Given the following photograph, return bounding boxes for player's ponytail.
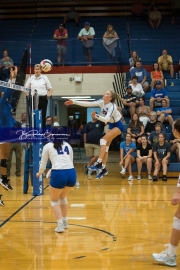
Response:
[52,127,65,150]
[109,89,122,103]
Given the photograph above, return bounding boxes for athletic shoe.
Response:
[148,174,152,180]
[137,175,141,180]
[153,175,158,182]
[120,168,126,175]
[152,250,177,266]
[84,164,88,174]
[16,172,21,177]
[128,175,133,181]
[96,168,108,179]
[55,222,64,233]
[88,162,102,170]
[0,178,13,190]
[0,195,4,207]
[62,219,68,229]
[7,180,13,190]
[162,175,167,181]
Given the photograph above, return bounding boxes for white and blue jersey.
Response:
[39,141,76,189]
[72,99,124,131]
[39,141,74,171]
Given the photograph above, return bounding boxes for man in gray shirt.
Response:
[64,7,79,27]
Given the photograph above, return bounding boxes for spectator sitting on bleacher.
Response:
[149,80,169,111]
[130,61,149,92]
[63,7,79,27]
[53,23,68,66]
[129,75,145,97]
[78,22,95,66]
[119,85,139,118]
[155,98,174,127]
[131,0,146,21]
[103,24,118,59]
[145,111,159,136]
[158,49,174,79]
[127,113,144,144]
[151,62,164,90]
[136,135,153,180]
[149,122,168,145]
[136,97,151,128]
[170,131,180,162]
[119,133,136,181]
[171,0,180,25]
[0,49,14,81]
[152,132,171,182]
[129,51,140,70]
[149,6,162,29]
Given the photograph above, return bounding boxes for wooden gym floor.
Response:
[0,163,179,270]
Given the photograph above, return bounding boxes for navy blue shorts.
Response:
[50,168,76,189]
[108,120,124,132]
[83,46,93,56]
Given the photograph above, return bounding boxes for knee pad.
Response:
[50,200,60,207]
[100,139,107,146]
[173,217,180,230]
[60,197,68,205]
[1,159,7,168]
[105,146,109,152]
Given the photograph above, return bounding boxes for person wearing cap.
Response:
[63,7,79,27]
[150,80,169,111]
[158,49,174,79]
[148,122,168,145]
[77,22,95,65]
[155,98,174,127]
[130,60,149,92]
[119,85,139,118]
[53,23,68,66]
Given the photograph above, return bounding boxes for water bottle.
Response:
[176,73,178,79]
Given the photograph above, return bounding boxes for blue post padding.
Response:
[23,148,30,194]
[32,110,44,196]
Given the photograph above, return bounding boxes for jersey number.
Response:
[57,146,69,155]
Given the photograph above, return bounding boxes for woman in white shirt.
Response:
[25,64,53,127]
[65,89,124,179]
[36,127,76,233]
[129,75,144,97]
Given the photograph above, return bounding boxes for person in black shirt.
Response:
[145,111,159,136]
[118,85,139,117]
[136,135,152,180]
[84,114,105,175]
[153,132,171,181]
[170,132,180,162]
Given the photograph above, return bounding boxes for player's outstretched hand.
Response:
[10,66,18,79]
[64,100,73,106]
[172,190,180,205]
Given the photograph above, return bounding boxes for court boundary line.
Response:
[0,184,49,228]
[0,219,116,241]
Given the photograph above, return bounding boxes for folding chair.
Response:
[69,139,81,160]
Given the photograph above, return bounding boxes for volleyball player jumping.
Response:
[65,89,124,179]
[0,67,17,206]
